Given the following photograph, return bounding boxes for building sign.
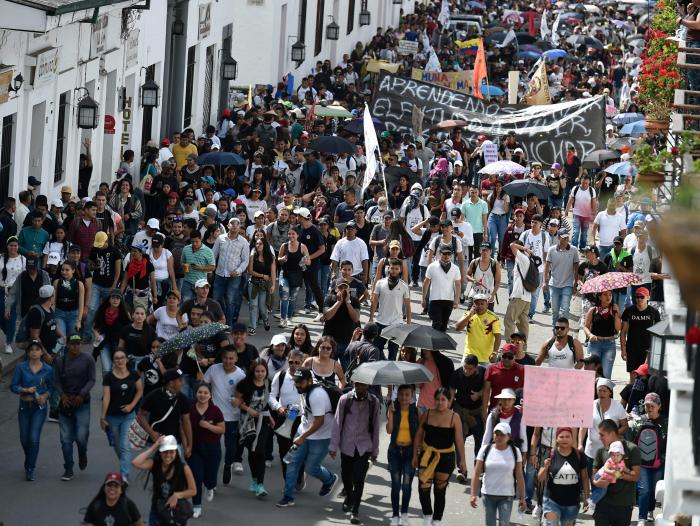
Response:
[0,70,12,104]
[104,115,116,135]
[121,97,132,147]
[199,3,211,39]
[398,40,419,55]
[92,14,109,56]
[34,48,59,87]
[125,29,140,69]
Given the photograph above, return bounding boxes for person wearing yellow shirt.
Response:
[172,133,199,169]
[455,293,501,367]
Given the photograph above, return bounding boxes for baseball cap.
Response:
[294,207,311,219]
[254,210,265,219]
[450,208,461,218]
[61,185,73,194]
[271,334,287,346]
[195,278,210,289]
[388,240,401,250]
[163,368,183,383]
[93,231,109,248]
[549,219,560,226]
[46,252,61,266]
[159,435,179,452]
[596,377,615,393]
[104,472,125,485]
[345,220,357,229]
[51,198,64,209]
[501,343,518,356]
[583,245,599,255]
[336,278,350,288]
[228,216,241,226]
[551,162,562,170]
[26,257,38,269]
[68,334,82,344]
[644,392,662,406]
[440,219,453,227]
[613,235,624,244]
[161,138,171,147]
[495,388,517,399]
[293,368,313,382]
[558,229,570,238]
[353,204,365,212]
[510,331,527,341]
[39,285,54,299]
[146,218,160,230]
[634,363,650,377]
[634,220,644,228]
[109,288,122,298]
[493,422,512,435]
[635,287,650,298]
[231,322,247,333]
[479,241,491,250]
[472,292,489,301]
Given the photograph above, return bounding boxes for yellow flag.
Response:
[523,58,551,105]
[247,85,253,109]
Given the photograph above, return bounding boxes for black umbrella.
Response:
[485,31,506,44]
[309,135,355,154]
[503,179,552,200]
[381,323,457,351]
[566,35,586,47]
[581,149,620,168]
[515,32,537,44]
[585,36,604,49]
[343,117,384,135]
[197,152,246,166]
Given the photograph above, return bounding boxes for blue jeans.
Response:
[469,411,485,460]
[525,461,537,502]
[571,215,590,250]
[336,341,351,371]
[319,264,331,296]
[0,287,18,343]
[542,496,580,523]
[85,283,112,339]
[528,273,544,318]
[214,274,242,326]
[279,273,300,321]
[247,282,269,329]
[224,420,242,464]
[549,285,573,327]
[505,259,515,296]
[181,280,196,303]
[374,322,400,361]
[548,196,564,210]
[283,437,334,500]
[188,441,222,506]
[58,402,91,470]
[100,341,115,373]
[106,411,136,479]
[687,40,700,99]
[55,308,80,341]
[18,400,47,471]
[488,213,508,253]
[588,339,616,379]
[637,466,664,519]
[388,445,414,516]
[482,495,514,526]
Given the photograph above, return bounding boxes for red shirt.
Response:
[189,403,224,445]
[485,361,525,409]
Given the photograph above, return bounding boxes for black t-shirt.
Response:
[180,298,225,323]
[621,305,661,353]
[118,323,156,357]
[90,246,122,288]
[123,260,154,290]
[235,379,269,410]
[299,225,324,268]
[137,355,170,397]
[19,271,44,317]
[27,305,58,353]
[83,496,141,526]
[564,156,581,184]
[545,449,584,506]
[322,294,361,344]
[103,371,140,416]
[346,277,366,299]
[141,388,191,441]
[450,366,485,409]
[516,354,536,367]
[235,343,259,372]
[597,172,619,203]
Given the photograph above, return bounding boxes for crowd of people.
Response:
[2,1,678,526]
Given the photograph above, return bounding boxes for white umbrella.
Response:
[479,160,529,175]
[351,361,434,386]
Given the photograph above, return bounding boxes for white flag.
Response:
[496,29,517,49]
[362,104,380,196]
[540,11,550,40]
[438,0,450,26]
[425,49,442,72]
[551,13,561,46]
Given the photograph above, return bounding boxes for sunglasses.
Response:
[635,295,646,299]
[288,360,302,365]
[502,353,515,360]
[554,326,568,331]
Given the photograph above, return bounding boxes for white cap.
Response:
[159,435,179,452]
[254,210,265,219]
[47,252,61,266]
[146,218,160,230]
[454,159,463,167]
[621,153,630,161]
[271,334,287,346]
[494,388,517,399]
[195,278,210,288]
[39,284,54,298]
[514,147,524,154]
[206,203,218,212]
[294,207,311,219]
[606,124,614,131]
[608,441,625,455]
[494,422,512,435]
[51,198,64,209]
[411,182,423,192]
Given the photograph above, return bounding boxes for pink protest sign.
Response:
[522,366,595,428]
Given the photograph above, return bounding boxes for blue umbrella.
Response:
[197,151,246,166]
[605,161,638,177]
[543,49,568,59]
[467,0,487,8]
[612,113,645,126]
[481,85,505,96]
[517,51,542,60]
[619,120,647,137]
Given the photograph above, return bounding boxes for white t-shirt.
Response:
[0,255,25,288]
[269,369,301,412]
[594,212,626,246]
[419,232,440,267]
[374,279,410,326]
[623,232,637,253]
[203,364,247,422]
[239,196,268,221]
[571,186,596,219]
[425,260,461,301]
[584,399,628,458]
[476,443,523,496]
[511,251,533,302]
[453,221,474,251]
[519,229,549,273]
[149,248,172,281]
[330,237,369,276]
[632,245,653,283]
[299,385,333,440]
[152,306,180,340]
[491,195,510,215]
[401,204,430,241]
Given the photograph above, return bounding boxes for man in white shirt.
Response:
[519,214,550,319]
[623,220,644,252]
[212,217,250,325]
[204,347,247,480]
[330,221,369,283]
[423,245,462,331]
[504,241,533,342]
[370,258,411,360]
[565,174,598,250]
[592,198,627,263]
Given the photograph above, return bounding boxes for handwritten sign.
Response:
[482,140,498,165]
[411,68,471,91]
[398,39,419,55]
[522,366,595,428]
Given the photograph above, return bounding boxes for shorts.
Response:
[542,497,580,523]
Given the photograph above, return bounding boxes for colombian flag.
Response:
[455,38,480,55]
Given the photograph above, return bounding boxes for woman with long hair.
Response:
[413,388,467,526]
[42,225,70,269]
[391,174,411,209]
[10,340,54,481]
[203,224,220,249]
[52,259,85,339]
[234,358,274,497]
[121,243,157,312]
[277,228,309,328]
[93,290,132,372]
[261,334,288,379]
[248,235,275,335]
[147,290,185,342]
[148,234,177,304]
[302,336,346,388]
[187,382,225,519]
[117,306,156,369]
[100,349,143,482]
[288,324,314,357]
[132,435,196,526]
[0,236,25,353]
[486,177,510,252]
[83,472,144,526]
[583,290,621,379]
[109,179,143,236]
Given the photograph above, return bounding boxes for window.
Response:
[299,0,307,43]
[314,0,325,56]
[141,64,155,150]
[184,45,196,128]
[0,114,14,202]
[54,92,68,183]
[347,0,355,34]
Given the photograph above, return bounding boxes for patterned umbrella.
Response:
[159,322,230,354]
[479,160,529,176]
[351,361,434,386]
[579,272,642,294]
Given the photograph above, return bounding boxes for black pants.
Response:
[302,266,324,311]
[593,501,633,526]
[429,300,454,332]
[411,242,421,284]
[469,233,484,262]
[340,451,371,514]
[244,419,271,484]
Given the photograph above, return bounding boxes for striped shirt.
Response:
[181,244,215,285]
[212,233,250,278]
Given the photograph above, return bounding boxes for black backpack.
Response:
[545,335,576,358]
[483,441,520,492]
[341,393,379,435]
[306,382,342,414]
[516,253,542,292]
[570,185,595,208]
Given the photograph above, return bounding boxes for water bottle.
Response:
[283,444,298,464]
[287,406,299,421]
[105,425,115,447]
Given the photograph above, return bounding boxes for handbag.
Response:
[155,498,194,526]
[127,400,177,449]
[401,234,415,257]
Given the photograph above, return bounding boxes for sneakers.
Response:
[401,514,409,526]
[248,480,259,493]
[78,453,88,471]
[60,468,73,481]
[637,521,648,526]
[543,306,551,314]
[222,464,232,485]
[265,460,272,468]
[455,472,467,484]
[532,504,541,518]
[280,319,288,328]
[312,314,324,322]
[350,514,361,525]
[391,517,400,526]
[586,498,596,513]
[205,488,215,502]
[25,469,35,482]
[276,496,295,507]
[264,322,270,331]
[304,305,316,314]
[256,484,268,497]
[248,328,256,335]
[421,516,432,526]
[338,488,347,499]
[319,473,338,497]
[192,506,202,519]
[48,412,59,423]
[233,462,244,475]
[342,502,351,513]
[273,313,281,320]
[5,343,13,354]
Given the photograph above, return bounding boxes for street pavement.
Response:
[0,278,633,526]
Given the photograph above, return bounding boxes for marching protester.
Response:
[83,473,144,526]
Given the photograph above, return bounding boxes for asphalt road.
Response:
[0,280,632,526]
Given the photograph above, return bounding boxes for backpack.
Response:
[516,252,542,292]
[341,393,379,436]
[306,382,342,414]
[570,185,595,209]
[522,230,546,252]
[468,257,497,280]
[430,235,458,259]
[483,441,520,491]
[16,304,45,347]
[544,335,576,359]
[636,420,662,468]
[490,408,524,448]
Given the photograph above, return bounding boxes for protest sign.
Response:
[482,140,498,165]
[522,366,595,428]
[411,68,471,91]
[398,40,419,55]
[371,73,605,166]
